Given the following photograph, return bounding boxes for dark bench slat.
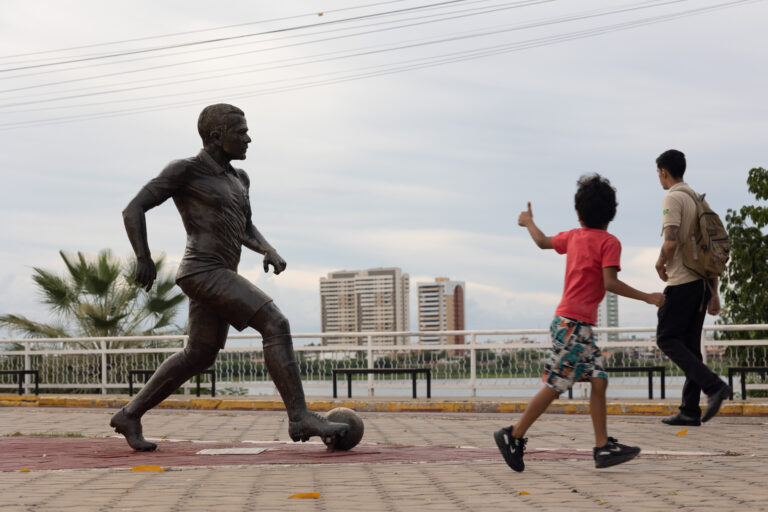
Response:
[332,368,431,399]
[727,366,768,400]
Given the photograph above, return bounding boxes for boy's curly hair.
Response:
[574,174,617,229]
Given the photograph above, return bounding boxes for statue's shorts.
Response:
[542,316,607,394]
[178,269,273,349]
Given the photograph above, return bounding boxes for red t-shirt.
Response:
[552,227,621,325]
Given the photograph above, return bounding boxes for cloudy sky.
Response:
[0,0,766,339]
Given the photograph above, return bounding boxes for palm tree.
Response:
[0,250,186,345]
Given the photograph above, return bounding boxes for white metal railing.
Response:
[0,325,766,398]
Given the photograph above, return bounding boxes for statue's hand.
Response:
[263,249,286,275]
[135,256,157,291]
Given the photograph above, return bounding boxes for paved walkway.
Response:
[0,406,766,511]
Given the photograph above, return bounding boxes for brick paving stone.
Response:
[0,407,766,511]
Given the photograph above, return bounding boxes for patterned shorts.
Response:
[542,316,607,393]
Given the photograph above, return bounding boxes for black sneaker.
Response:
[593,437,641,468]
[493,427,526,472]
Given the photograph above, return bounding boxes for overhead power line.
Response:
[0,0,412,63]
[0,0,549,84]
[0,0,757,130]
[0,0,688,109]
[8,0,697,98]
[0,0,476,72]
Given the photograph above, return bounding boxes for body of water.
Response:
[239,376,692,399]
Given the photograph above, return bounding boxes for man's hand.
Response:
[135,256,157,291]
[707,293,721,316]
[518,202,534,227]
[655,254,668,282]
[263,249,286,275]
[646,292,665,308]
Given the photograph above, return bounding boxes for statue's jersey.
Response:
[143,150,252,281]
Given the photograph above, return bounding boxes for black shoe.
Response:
[493,427,526,472]
[661,412,701,426]
[702,385,731,423]
[593,437,641,468]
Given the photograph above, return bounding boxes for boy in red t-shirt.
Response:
[494,174,665,472]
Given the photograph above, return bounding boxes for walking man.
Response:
[654,149,731,426]
[111,104,348,451]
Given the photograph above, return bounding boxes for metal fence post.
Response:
[182,336,191,395]
[100,340,108,395]
[24,340,31,395]
[470,333,477,397]
[367,334,374,397]
[701,330,708,366]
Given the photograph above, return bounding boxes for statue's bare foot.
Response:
[110,409,157,452]
[288,410,349,444]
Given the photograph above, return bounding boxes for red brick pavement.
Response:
[0,436,718,472]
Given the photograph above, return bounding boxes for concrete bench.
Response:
[332,368,431,398]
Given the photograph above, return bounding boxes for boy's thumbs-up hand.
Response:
[518,202,533,227]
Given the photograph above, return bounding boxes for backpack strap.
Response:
[674,187,702,203]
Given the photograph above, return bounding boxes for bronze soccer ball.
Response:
[324,407,364,451]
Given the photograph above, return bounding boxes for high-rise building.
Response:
[417,278,465,346]
[320,268,410,346]
[597,291,619,342]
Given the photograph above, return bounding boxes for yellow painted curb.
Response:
[368,401,479,413]
[1,394,766,416]
[497,402,525,413]
[743,403,768,416]
[188,398,222,410]
[0,396,38,407]
[216,399,285,411]
[156,399,192,410]
[63,397,110,408]
[619,403,677,415]
[718,403,743,416]
[37,396,66,407]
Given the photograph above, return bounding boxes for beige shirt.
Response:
[662,182,700,286]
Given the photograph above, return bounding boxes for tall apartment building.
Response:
[417,277,466,346]
[597,291,619,342]
[320,268,410,346]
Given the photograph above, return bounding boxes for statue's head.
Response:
[198,104,250,160]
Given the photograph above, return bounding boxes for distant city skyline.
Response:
[319,267,409,345]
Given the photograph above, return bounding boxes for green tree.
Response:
[0,250,186,344]
[718,167,768,394]
[719,167,768,337]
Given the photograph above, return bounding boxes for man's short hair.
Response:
[197,104,245,145]
[574,174,617,229]
[656,149,686,178]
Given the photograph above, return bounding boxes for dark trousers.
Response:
[656,279,724,418]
